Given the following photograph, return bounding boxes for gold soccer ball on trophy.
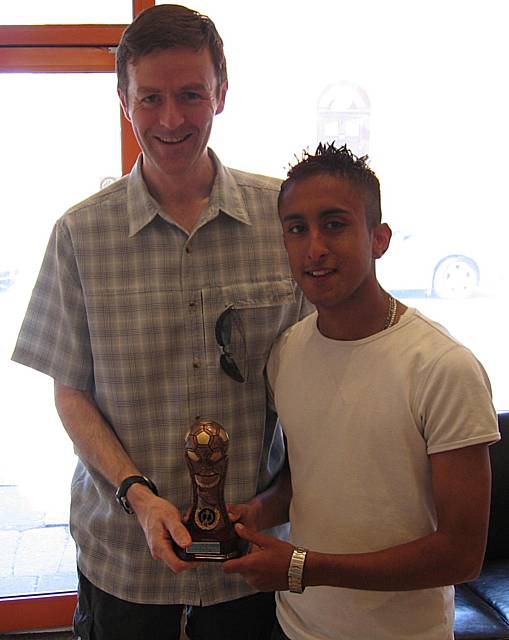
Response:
[184,419,229,488]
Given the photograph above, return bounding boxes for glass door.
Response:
[0,12,138,630]
[0,72,121,602]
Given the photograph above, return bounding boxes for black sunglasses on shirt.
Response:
[214,306,246,383]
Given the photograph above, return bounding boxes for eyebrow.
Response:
[136,82,211,94]
[135,85,161,94]
[281,208,351,222]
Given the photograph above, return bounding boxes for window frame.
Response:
[0,0,152,631]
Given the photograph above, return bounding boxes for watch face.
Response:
[119,496,133,514]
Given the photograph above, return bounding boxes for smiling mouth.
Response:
[195,474,220,489]
[306,269,337,278]
[156,133,192,145]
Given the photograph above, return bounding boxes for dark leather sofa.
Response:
[454,412,509,639]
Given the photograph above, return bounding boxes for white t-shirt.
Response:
[267,308,499,640]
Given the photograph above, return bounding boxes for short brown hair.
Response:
[116,4,228,97]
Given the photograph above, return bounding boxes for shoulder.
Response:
[397,308,470,361]
[267,313,317,380]
[217,161,283,227]
[211,148,282,193]
[59,176,128,227]
[401,312,497,444]
[227,167,282,194]
[211,151,283,226]
[396,308,487,379]
[381,309,493,420]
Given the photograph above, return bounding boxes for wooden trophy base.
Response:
[175,534,246,562]
[174,519,249,562]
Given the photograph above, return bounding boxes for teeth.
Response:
[309,270,333,276]
[157,134,188,144]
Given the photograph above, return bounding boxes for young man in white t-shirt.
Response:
[224,143,499,640]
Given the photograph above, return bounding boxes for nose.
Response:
[307,228,329,262]
[159,96,185,130]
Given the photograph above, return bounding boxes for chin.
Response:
[301,286,338,306]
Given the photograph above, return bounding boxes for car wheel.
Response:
[432,256,479,299]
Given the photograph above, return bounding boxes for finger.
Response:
[227,504,243,523]
[234,523,269,547]
[223,555,248,574]
[161,544,199,574]
[167,518,193,549]
[149,499,193,549]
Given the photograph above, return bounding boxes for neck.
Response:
[316,289,405,341]
[141,153,216,231]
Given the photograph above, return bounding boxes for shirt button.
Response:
[185,246,192,254]
[192,358,200,369]
[189,301,196,308]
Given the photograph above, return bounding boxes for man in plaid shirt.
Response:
[12,5,309,639]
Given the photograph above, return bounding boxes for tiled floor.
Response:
[0,487,188,638]
[0,485,77,598]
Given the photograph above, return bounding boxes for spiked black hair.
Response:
[279,142,382,228]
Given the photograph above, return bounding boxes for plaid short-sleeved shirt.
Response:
[12,150,310,605]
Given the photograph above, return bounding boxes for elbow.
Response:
[461,557,485,584]
[54,380,74,410]
[456,566,481,585]
[452,547,486,585]
[54,380,90,410]
[438,524,489,585]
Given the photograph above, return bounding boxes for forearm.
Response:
[305,444,491,592]
[54,381,195,572]
[305,529,484,591]
[54,381,140,488]
[227,446,491,593]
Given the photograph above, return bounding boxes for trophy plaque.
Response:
[175,418,246,561]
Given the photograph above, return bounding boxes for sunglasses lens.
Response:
[220,353,245,383]
[215,308,233,347]
[216,307,246,383]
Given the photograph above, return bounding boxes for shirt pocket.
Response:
[203,279,299,381]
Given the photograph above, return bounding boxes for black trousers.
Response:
[74,570,276,640]
[270,619,291,640]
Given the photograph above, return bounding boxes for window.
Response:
[0,1,132,25]
[1,72,121,601]
[0,8,139,632]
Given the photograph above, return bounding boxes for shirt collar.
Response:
[208,149,252,226]
[126,149,252,238]
[126,157,160,237]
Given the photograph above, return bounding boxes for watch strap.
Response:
[116,475,158,514]
[288,546,308,593]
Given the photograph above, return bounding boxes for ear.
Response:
[372,223,392,259]
[215,81,228,116]
[118,88,131,122]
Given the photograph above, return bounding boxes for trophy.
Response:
[175,418,246,561]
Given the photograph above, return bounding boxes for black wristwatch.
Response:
[116,475,159,514]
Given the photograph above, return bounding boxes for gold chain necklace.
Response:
[383,295,398,330]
